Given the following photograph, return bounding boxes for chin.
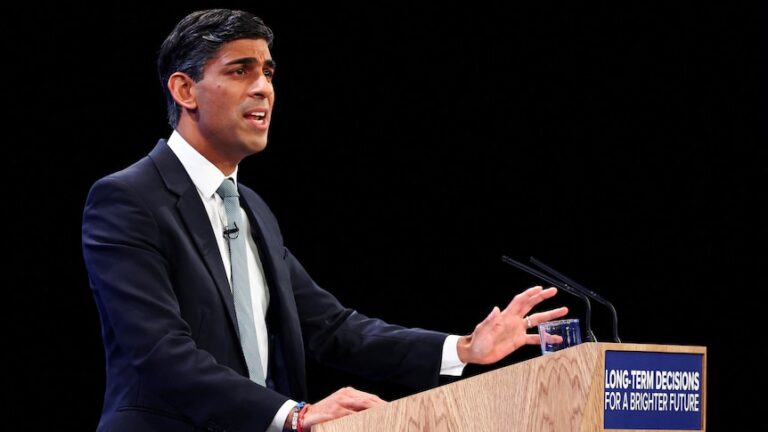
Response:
[249,141,268,155]
[240,135,268,155]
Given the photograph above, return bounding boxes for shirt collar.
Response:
[166,130,238,198]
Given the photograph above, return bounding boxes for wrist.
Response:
[285,401,307,432]
[456,335,473,364]
[298,402,311,432]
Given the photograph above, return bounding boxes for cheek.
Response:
[204,96,233,120]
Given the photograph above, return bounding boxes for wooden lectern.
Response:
[315,343,706,432]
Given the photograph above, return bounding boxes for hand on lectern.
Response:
[299,386,386,432]
[456,286,568,364]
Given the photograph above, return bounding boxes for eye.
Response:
[263,68,275,81]
[233,67,247,76]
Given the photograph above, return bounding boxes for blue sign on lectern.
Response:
[604,350,703,430]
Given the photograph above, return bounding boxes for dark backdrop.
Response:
[9,3,762,430]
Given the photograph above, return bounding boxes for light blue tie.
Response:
[217,179,266,385]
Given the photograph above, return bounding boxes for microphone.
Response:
[223,222,240,240]
[501,255,597,342]
[529,256,621,343]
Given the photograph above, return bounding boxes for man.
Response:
[82,9,568,432]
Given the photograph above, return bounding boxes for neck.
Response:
[175,122,240,176]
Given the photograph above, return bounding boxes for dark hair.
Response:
[157,9,274,128]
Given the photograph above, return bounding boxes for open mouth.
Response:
[246,110,268,126]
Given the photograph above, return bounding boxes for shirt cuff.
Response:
[268,399,297,432]
[440,334,467,376]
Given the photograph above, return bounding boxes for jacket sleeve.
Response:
[285,249,449,392]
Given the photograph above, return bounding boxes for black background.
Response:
[9,3,763,430]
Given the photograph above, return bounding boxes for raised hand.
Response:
[457,286,568,364]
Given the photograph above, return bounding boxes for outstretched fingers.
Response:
[503,286,558,317]
[525,333,541,345]
[530,306,569,326]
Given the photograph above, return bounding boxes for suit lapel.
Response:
[177,190,240,338]
[149,140,240,339]
[240,192,307,398]
[240,198,281,293]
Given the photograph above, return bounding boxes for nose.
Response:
[248,73,273,99]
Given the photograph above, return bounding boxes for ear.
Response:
[167,72,198,110]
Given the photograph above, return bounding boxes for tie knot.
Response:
[217,178,239,198]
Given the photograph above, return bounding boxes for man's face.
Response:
[192,38,275,160]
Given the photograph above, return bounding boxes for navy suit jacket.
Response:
[82,140,448,431]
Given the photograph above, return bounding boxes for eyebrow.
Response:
[224,57,276,70]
